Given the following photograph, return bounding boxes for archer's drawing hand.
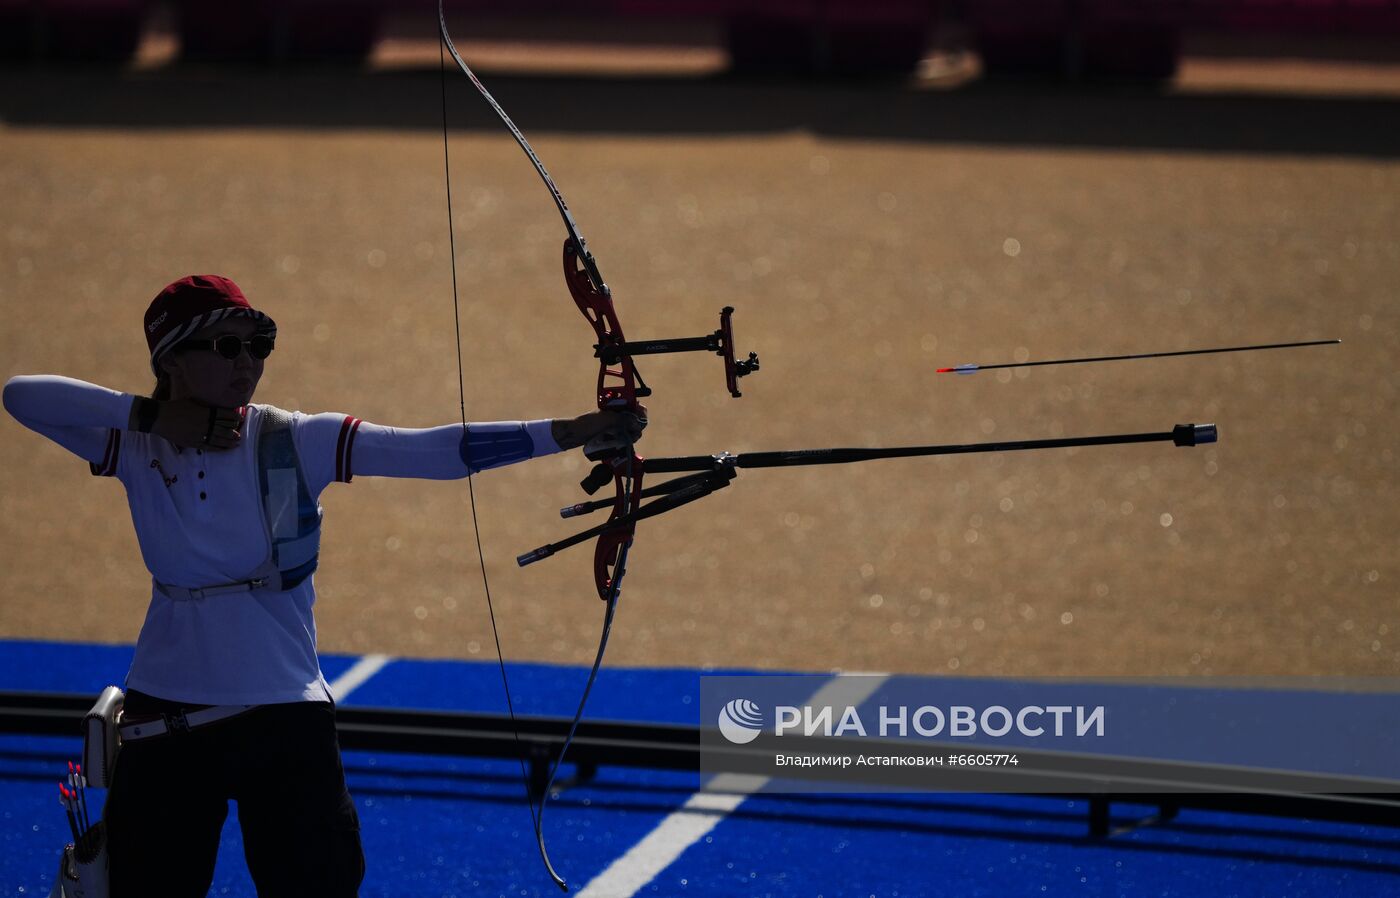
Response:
[132,397,243,451]
[552,410,646,455]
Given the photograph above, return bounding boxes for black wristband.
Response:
[132,397,160,433]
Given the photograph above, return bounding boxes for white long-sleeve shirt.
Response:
[3,374,559,705]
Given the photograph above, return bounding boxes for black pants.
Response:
[104,690,365,898]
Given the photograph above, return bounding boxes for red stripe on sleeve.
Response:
[335,416,362,483]
[334,417,352,483]
[90,429,121,477]
[343,417,362,483]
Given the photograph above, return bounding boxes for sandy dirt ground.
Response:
[1,40,1397,678]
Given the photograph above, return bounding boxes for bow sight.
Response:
[592,305,760,399]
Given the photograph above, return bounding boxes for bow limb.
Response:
[593,461,643,599]
[437,1,605,295]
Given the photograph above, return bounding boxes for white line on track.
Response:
[327,653,392,703]
[575,673,889,898]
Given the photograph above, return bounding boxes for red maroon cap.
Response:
[145,275,276,375]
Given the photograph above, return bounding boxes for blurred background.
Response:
[1,0,1397,678]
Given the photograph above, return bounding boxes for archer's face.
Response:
[164,317,267,408]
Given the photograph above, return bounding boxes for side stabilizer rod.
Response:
[518,468,737,567]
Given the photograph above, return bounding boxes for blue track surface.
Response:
[3,639,1398,897]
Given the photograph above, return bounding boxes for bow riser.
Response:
[563,245,648,413]
[562,240,647,600]
[592,465,642,599]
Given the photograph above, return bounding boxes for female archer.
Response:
[3,274,642,897]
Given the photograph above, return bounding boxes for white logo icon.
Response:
[718,698,764,744]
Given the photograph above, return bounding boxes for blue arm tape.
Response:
[459,424,536,475]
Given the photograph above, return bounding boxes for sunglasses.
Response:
[183,333,275,361]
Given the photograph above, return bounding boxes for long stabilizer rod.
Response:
[937,339,1339,375]
[645,423,1217,475]
[539,424,1218,537]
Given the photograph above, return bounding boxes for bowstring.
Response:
[438,29,545,849]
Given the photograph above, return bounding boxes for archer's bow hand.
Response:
[551,410,646,456]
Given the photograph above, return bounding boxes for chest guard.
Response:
[250,405,321,591]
